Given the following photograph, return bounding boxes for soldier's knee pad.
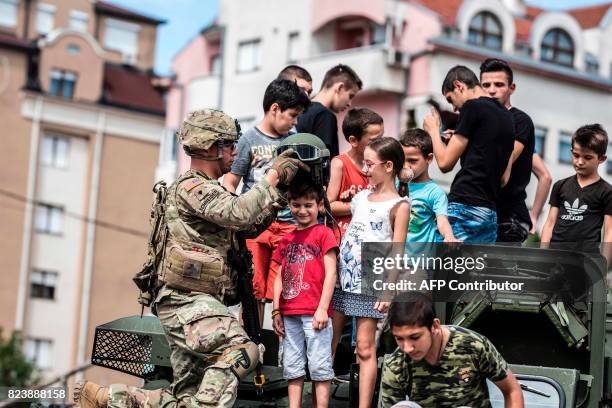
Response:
[219,341,259,380]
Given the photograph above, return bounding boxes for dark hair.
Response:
[366,137,408,197]
[277,65,312,83]
[388,292,435,329]
[263,79,311,113]
[572,124,608,157]
[342,108,384,142]
[399,128,432,157]
[321,64,363,91]
[287,182,325,203]
[479,58,514,85]
[441,65,480,94]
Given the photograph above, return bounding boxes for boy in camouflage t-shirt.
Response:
[380,293,523,408]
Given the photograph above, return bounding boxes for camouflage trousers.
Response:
[107,289,256,408]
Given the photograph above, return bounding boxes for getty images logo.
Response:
[561,198,588,221]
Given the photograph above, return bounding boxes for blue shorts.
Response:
[281,315,334,381]
[447,202,497,243]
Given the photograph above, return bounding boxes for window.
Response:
[534,127,547,157]
[36,3,55,35]
[35,204,64,235]
[42,134,69,168]
[30,270,58,300]
[49,69,76,99]
[69,10,88,32]
[25,338,53,369]
[0,0,18,27]
[467,12,503,50]
[287,32,299,63]
[585,53,599,75]
[210,54,221,76]
[237,39,261,73]
[541,28,574,67]
[104,18,139,64]
[371,23,386,45]
[558,131,572,164]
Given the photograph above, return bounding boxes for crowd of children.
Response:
[227,60,610,408]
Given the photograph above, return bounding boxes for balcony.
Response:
[299,45,408,94]
[186,75,221,111]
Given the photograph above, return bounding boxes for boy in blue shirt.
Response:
[400,129,457,243]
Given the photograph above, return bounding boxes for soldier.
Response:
[379,292,524,407]
[74,109,308,408]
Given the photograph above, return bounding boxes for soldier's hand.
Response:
[271,148,310,185]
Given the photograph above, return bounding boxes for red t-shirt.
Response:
[272,224,338,317]
[334,154,369,243]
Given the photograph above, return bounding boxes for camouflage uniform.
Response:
[379,325,509,408]
[106,111,285,408]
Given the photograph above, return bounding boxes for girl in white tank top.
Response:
[332,137,411,408]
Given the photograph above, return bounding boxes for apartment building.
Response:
[167,0,612,231]
[0,0,167,386]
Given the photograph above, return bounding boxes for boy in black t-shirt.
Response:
[297,64,362,158]
[541,124,612,249]
[423,65,514,243]
[479,58,553,243]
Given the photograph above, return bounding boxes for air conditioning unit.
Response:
[386,48,409,69]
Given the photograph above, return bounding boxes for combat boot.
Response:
[74,380,109,408]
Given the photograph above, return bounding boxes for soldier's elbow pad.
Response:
[222,341,259,380]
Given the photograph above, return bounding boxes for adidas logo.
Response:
[561,198,587,221]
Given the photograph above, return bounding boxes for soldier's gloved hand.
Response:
[271,148,310,185]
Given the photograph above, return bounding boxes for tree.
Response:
[0,329,40,387]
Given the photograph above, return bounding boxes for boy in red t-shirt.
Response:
[272,183,338,407]
[327,108,384,243]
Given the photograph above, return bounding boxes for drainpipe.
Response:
[15,95,43,331]
[75,111,106,379]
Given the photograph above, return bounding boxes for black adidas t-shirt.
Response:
[296,101,339,158]
[497,108,535,226]
[550,175,612,243]
[448,97,514,210]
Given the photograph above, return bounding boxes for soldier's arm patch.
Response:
[182,178,206,192]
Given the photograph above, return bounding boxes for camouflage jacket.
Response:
[157,168,285,296]
[379,325,509,408]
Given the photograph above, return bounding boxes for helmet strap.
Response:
[183,145,223,161]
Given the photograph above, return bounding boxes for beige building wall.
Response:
[39,32,105,102]
[84,133,160,386]
[26,0,94,40]
[97,15,157,71]
[0,48,32,333]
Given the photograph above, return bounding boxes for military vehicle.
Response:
[90,244,610,407]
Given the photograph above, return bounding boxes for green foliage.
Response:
[0,328,40,387]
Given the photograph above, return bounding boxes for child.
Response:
[333,137,410,408]
[424,65,514,243]
[297,64,362,158]
[272,183,338,408]
[399,128,457,243]
[223,78,311,325]
[277,64,313,97]
[327,108,384,243]
[541,124,611,248]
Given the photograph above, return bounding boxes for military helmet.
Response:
[177,109,241,151]
[275,133,331,186]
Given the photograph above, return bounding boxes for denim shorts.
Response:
[282,314,334,381]
[447,202,497,243]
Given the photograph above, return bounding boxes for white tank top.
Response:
[338,190,409,293]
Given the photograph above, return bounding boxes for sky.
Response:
[105,0,611,76]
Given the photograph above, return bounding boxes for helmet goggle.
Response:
[276,143,324,161]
